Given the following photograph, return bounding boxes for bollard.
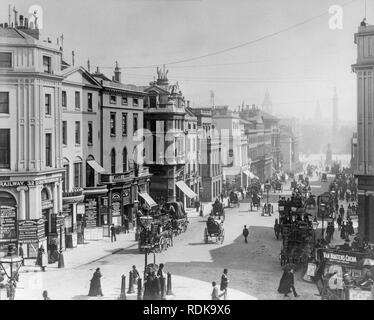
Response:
[119,275,126,300]
[58,250,64,268]
[127,271,135,294]
[137,278,143,300]
[161,277,166,300]
[166,272,173,295]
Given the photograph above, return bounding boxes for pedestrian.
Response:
[110,223,117,242]
[123,215,129,233]
[337,215,342,230]
[220,193,224,203]
[274,219,280,240]
[157,263,166,296]
[36,245,47,272]
[18,245,24,266]
[220,268,229,300]
[42,290,50,300]
[243,225,249,243]
[211,281,224,300]
[88,268,104,297]
[195,200,200,213]
[277,266,299,298]
[339,205,345,219]
[340,222,346,239]
[132,265,140,285]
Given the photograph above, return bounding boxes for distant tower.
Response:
[332,87,338,138]
[315,101,322,121]
[262,89,272,114]
[114,61,121,83]
[210,90,215,109]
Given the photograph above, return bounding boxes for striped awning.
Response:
[176,181,197,199]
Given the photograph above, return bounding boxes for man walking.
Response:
[157,263,166,297]
[123,215,129,233]
[220,268,229,300]
[339,205,345,220]
[243,225,249,243]
[110,224,116,242]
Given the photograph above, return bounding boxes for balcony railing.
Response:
[62,188,83,198]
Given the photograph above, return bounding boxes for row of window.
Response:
[62,121,92,146]
[110,95,138,106]
[0,52,52,73]
[110,112,137,136]
[0,129,52,169]
[62,91,88,110]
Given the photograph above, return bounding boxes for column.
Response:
[16,186,28,220]
[53,182,58,214]
[57,182,63,212]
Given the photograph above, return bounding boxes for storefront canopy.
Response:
[138,192,157,208]
[87,160,106,173]
[176,181,197,199]
[243,170,259,180]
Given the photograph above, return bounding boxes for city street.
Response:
[14,174,353,300]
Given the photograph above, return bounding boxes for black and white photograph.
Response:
[0,0,374,306]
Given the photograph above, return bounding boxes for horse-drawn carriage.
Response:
[138,214,172,253]
[229,191,240,208]
[211,200,225,221]
[250,193,262,211]
[321,173,327,182]
[273,180,283,193]
[204,216,225,244]
[167,201,189,236]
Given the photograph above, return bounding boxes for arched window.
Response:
[86,155,95,187]
[73,156,83,188]
[110,148,116,174]
[41,188,50,201]
[122,147,127,172]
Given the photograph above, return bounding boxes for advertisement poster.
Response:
[0,205,17,242]
[85,198,98,228]
[18,219,45,243]
[112,193,121,217]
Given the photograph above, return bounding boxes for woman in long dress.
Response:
[88,268,104,296]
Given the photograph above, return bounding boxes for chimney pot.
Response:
[19,15,24,27]
[24,17,28,28]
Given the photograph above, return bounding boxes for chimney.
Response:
[187,100,190,108]
[87,59,90,72]
[13,7,18,27]
[24,17,28,28]
[47,37,51,43]
[114,61,121,83]
[96,66,100,74]
[19,15,24,27]
[72,51,75,66]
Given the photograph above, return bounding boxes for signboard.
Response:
[85,198,98,228]
[348,288,372,300]
[122,188,131,206]
[112,192,121,217]
[77,203,85,215]
[357,175,374,191]
[18,219,45,244]
[321,250,365,267]
[0,206,17,242]
[306,263,317,277]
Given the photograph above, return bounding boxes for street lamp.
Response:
[0,244,23,300]
[320,203,326,240]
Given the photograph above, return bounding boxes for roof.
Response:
[0,28,60,51]
[62,66,102,87]
[260,110,279,122]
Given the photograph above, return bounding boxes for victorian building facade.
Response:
[0,23,65,257]
[352,23,374,242]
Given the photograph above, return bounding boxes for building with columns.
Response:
[352,22,374,242]
[0,23,65,257]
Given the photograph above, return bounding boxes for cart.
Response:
[167,201,189,236]
[211,200,225,222]
[250,193,262,211]
[204,216,225,244]
[274,180,283,193]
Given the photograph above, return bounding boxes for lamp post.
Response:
[312,220,319,251]
[0,244,23,300]
[320,203,326,240]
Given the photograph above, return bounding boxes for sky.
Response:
[1,0,371,122]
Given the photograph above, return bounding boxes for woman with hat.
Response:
[88,268,104,297]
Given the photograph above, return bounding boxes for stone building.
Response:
[0,21,64,257]
[352,22,374,241]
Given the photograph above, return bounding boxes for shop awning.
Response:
[138,192,157,207]
[87,160,106,174]
[176,181,197,199]
[243,170,259,180]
